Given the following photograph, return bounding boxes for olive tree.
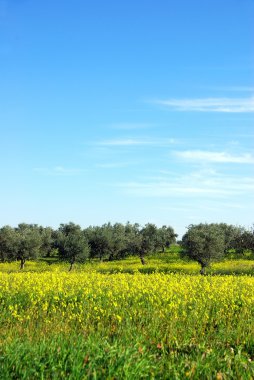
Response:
[0,226,18,262]
[15,224,42,269]
[107,223,127,260]
[38,226,55,257]
[182,223,225,274]
[57,222,89,270]
[124,223,158,265]
[155,225,178,252]
[85,225,110,261]
[233,226,254,254]
[217,223,243,254]
[86,223,127,261]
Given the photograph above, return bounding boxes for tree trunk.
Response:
[20,259,25,270]
[108,253,114,261]
[140,253,146,265]
[69,262,74,271]
[98,250,104,261]
[200,264,206,275]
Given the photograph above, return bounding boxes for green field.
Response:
[1,253,254,379]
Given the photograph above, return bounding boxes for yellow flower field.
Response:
[1,268,254,378]
[1,271,254,328]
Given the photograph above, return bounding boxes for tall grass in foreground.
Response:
[1,270,254,379]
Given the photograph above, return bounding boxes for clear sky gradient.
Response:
[0,0,253,236]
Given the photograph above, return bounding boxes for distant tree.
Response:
[243,227,254,252]
[155,225,178,252]
[106,223,127,261]
[124,222,142,257]
[123,223,158,265]
[138,223,158,264]
[216,223,243,254]
[15,224,42,269]
[85,226,110,261]
[233,226,254,254]
[0,226,18,262]
[182,223,225,274]
[57,222,89,270]
[86,223,127,261]
[37,226,55,257]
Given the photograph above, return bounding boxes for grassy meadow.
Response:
[1,250,254,379]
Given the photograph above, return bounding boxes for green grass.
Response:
[2,330,254,379]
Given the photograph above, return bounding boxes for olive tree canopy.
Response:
[182,223,225,274]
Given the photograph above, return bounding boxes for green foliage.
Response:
[85,223,127,261]
[233,226,254,254]
[182,223,225,274]
[0,224,55,268]
[0,225,18,262]
[57,222,89,270]
[85,222,178,264]
[0,221,253,272]
[123,223,168,264]
[15,224,42,269]
[155,225,178,252]
[86,226,109,260]
[38,226,54,257]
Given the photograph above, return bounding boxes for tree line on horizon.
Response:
[0,222,253,273]
[0,222,177,270]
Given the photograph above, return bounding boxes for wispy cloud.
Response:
[160,202,243,213]
[155,97,254,112]
[117,174,254,198]
[173,150,254,164]
[96,137,176,147]
[34,166,85,176]
[119,182,232,197]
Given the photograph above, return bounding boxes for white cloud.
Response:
[119,182,233,197]
[173,150,254,164]
[116,171,254,199]
[155,97,254,112]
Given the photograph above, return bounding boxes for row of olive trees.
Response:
[0,221,253,272]
[182,223,254,274]
[0,222,177,270]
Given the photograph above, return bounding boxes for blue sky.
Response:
[0,0,253,236]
